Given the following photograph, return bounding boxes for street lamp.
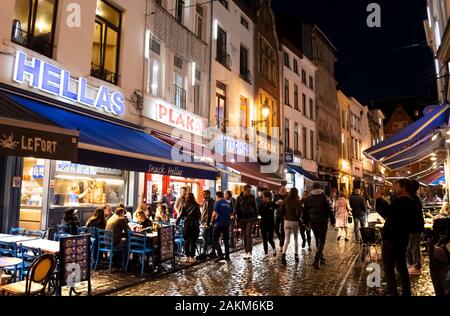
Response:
[251,103,270,127]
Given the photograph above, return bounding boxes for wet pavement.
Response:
[62,226,436,296]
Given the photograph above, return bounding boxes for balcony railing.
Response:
[174,84,187,110]
[90,63,118,85]
[11,25,52,57]
[217,52,232,69]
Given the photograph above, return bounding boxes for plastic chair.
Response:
[1,254,57,296]
[25,230,46,239]
[125,231,156,275]
[0,241,21,282]
[174,221,185,261]
[94,229,126,274]
[9,227,26,236]
[359,227,381,261]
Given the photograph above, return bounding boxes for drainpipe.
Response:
[208,1,213,125]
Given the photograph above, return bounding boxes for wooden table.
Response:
[20,239,60,254]
[0,257,23,268]
[0,235,39,243]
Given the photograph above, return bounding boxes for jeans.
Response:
[202,226,214,255]
[353,214,367,241]
[275,216,285,248]
[382,239,411,296]
[406,233,422,269]
[283,220,299,255]
[184,222,199,258]
[300,224,311,246]
[213,225,230,257]
[229,221,236,248]
[261,226,276,255]
[239,218,254,253]
[311,222,328,262]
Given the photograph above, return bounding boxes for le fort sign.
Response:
[13,51,126,116]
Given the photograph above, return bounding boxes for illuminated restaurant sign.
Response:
[144,97,205,136]
[13,51,125,116]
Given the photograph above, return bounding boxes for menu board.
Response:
[59,235,91,290]
[159,225,175,262]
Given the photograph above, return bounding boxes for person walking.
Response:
[375,179,416,296]
[335,192,351,242]
[406,180,425,276]
[279,188,302,265]
[274,186,288,249]
[258,191,277,259]
[212,192,232,262]
[225,191,237,248]
[349,188,368,242]
[303,183,335,270]
[299,191,312,251]
[176,193,201,264]
[236,185,257,260]
[199,190,216,260]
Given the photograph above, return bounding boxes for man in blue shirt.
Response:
[212,191,232,262]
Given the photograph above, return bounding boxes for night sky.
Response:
[271,0,437,104]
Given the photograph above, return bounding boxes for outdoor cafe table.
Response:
[374,223,434,230]
[0,257,23,269]
[0,235,40,243]
[0,234,10,238]
[20,239,60,254]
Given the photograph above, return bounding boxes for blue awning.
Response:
[364,104,449,162]
[6,93,217,180]
[287,164,319,181]
[431,176,445,186]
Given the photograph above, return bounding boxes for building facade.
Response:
[349,97,366,190]
[337,91,352,196]
[367,109,386,196]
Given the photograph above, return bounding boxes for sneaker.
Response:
[248,252,252,260]
[337,236,341,241]
[224,255,231,262]
[302,241,306,248]
[215,255,225,263]
[345,238,349,242]
[243,253,249,259]
[295,255,299,263]
[281,254,287,265]
[308,246,312,252]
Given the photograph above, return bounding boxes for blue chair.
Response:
[95,229,126,274]
[25,230,47,239]
[19,244,41,280]
[9,227,26,236]
[125,231,156,275]
[174,220,185,260]
[0,241,21,282]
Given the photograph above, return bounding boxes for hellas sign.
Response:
[13,51,125,116]
[145,97,204,136]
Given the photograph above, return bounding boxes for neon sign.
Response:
[13,51,125,116]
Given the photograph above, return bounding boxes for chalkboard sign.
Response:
[59,235,91,295]
[158,225,175,269]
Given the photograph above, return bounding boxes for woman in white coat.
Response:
[335,192,351,241]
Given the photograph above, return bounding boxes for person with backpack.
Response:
[303,183,335,270]
[279,188,302,265]
[406,180,425,276]
[236,185,257,260]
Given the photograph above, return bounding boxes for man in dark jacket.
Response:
[274,186,288,248]
[349,189,367,242]
[225,190,237,248]
[199,190,216,259]
[406,180,425,276]
[303,183,335,270]
[258,191,277,257]
[376,179,416,296]
[236,185,257,260]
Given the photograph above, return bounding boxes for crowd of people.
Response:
[58,179,450,296]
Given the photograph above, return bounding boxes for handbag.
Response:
[348,215,353,224]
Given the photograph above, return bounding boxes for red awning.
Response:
[417,166,445,185]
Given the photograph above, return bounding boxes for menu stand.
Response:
[157,225,176,272]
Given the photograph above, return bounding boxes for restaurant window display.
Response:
[51,161,126,208]
[19,157,47,230]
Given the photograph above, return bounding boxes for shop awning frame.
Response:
[287,164,320,182]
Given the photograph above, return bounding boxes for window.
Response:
[259,36,276,84]
[240,96,249,129]
[194,84,201,115]
[309,98,314,120]
[301,70,307,84]
[309,75,314,90]
[91,0,121,85]
[195,4,204,40]
[12,0,58,58]
[216,26,228,68]
[218,0,228,9]
[294,123,299,152]
[216,82,226,132]
[285,119,290,150]
[293,59,298,74]
[284,52,290,68]
[150,36,161,55]
[174,72,186,109]
[147,59,159,96]
[174,55,183,69]
[302,93,306,114]
[294,85,299,110]
[284,79,290,105]
[341,110,346,129]
[240,45,249,80]
[302,127,307,158]
[310,130,315,160]
[175,0,184,23]
[241,16,249,29]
